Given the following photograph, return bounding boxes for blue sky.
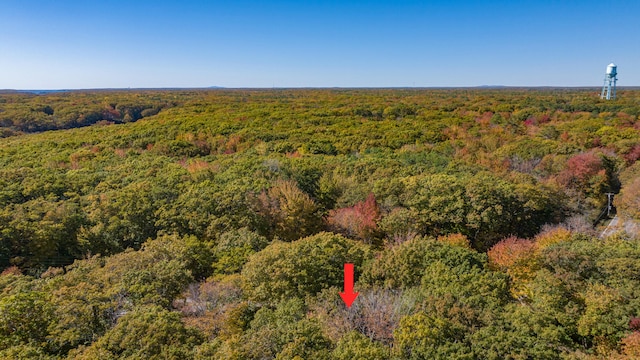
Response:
[0,0,638,89]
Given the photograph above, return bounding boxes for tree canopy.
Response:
[1,88,639,358]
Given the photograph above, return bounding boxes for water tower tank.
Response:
[601,63,618,100]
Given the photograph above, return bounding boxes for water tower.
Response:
[601,63,617,100]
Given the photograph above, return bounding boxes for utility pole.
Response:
[606,192,615,216]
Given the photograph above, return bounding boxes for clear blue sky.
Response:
[1,0,638,89]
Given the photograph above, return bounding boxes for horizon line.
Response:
[3,85,640,93]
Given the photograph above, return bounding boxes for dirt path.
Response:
[600,215,640,238]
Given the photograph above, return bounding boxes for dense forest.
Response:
[1,88,640,359]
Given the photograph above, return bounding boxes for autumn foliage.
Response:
[620,332,640,358]
[623,144,640,165]
[253,180,323,241]
[534,226,572,250]
[569,152,605,178]
[437,233,472,249]
[488,236,536,272]
[488,236,538,298]
[558,151,604,186]
[327,193,382,245]
[615,177,640,220]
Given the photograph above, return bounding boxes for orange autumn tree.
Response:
[437,233,472,249]
[487,236,538,299]
[534,226,572,251]
[488,228,574,300]
[619,332,640,359]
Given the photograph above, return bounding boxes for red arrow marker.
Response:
[339,263,359,308]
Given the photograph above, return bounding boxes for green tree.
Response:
[332,331,390,360]
[0,291,54,350]
[577,284,632,354]
[393,312,472,359]
[213,228,268,276]
[239,298,331,360]
[241,232,370,303]
[361,236,487,289]
[70,305,203,360]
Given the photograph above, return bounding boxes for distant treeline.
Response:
[0,91,185,136]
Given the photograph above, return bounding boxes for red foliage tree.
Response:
[624,144,640,165]
[327,193,381,245]
[557,151,609,198]
[565,152,604,182]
